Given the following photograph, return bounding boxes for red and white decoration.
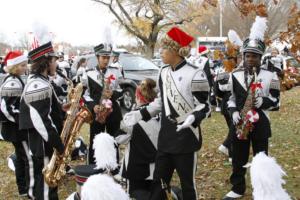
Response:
[198,45,209,55]
[246,109,260,123]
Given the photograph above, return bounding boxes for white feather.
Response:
[250,152,291,200]
[228,30,243,47]
[93,132,118,170]
[32,21,52,44]
[249,16,268,41]
[81,174,129,200]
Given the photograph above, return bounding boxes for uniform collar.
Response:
[170,59,187,71]
[97,65,108,74]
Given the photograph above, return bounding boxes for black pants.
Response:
[230,134,268,195]
[12,141,29,195]
[129,179,152,200]
[150,151,197,200]
[88,119,120,164]
[222,111,234,158]
[27,131,59,200]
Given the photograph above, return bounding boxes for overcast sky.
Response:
[0,0,133,47]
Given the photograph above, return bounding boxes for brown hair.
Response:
[77,57,87,69]
[139,78,157,103]
[30,57,52,74]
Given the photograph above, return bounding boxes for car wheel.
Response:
[123,87,135,111]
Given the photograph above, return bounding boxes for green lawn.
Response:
[0,88,299,200]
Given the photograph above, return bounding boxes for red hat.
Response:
[3,51,28,72]
[198,45,209,55]
[162,27,194,57]
[167,27,194,47]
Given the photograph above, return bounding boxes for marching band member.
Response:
[19,42,65,200]
[223,16,280,199]
[111,51,124,78]
[0,51,29,197]
[57,52,71,78]
[48,62,69,102]
[217,30,243,160]
[115,78,159,199]
[123,27,211,200]
[82,43,123,164]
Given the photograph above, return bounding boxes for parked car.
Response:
[71,53,159,110]
[152,58,164,68]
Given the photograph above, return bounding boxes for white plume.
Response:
[81,174,129,200]
[32,21,52,44]
[228,30,243,47]
[249,16,268,41]
[93,132,118,170]
[250,152,291,200]
[100,25,113,46]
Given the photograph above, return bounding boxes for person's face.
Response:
[271,50,278,57]
[82,60,87,67]
[97,55,110,69]
[16,61,27,75]
[244,52,261,69]
[58,56,64,62]
[161,48,176,64]
[48,57,58,73]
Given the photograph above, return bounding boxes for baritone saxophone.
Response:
[43,83,93,187]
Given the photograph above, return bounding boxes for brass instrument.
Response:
[43,83,93,187]
[236,67,260,140]
[95,73,114,124]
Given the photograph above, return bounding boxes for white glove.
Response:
[254,96,263,108]
[232,111,241,125]
[123,110,142,127]
[219,84,230,92]
[176,115,195,132]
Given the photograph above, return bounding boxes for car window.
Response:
[120,55,158,70]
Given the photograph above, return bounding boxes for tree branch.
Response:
[115,0,133,24]
[159,14,202,30]
[91,0,111,6]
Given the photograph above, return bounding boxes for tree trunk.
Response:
[144,42,155,59]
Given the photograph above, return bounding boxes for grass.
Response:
[0,88,300,200]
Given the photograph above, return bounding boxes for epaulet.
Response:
[0,76,23,97]
[23,77,52,103]
[186,62,198,69]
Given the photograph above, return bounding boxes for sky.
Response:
[0,0,134,47]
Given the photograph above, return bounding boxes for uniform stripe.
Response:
[29,106,49,141]
[22,139,35,199]
[193,152,198,198]
[44,156,50,200]
[0,99,15,122]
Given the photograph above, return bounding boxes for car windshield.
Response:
[286,58,300,68]
[120,55,158,70]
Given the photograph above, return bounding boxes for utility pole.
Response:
[219,0,223,37]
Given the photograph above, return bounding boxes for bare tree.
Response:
[18,33,31,50]
[91,0,214,58]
